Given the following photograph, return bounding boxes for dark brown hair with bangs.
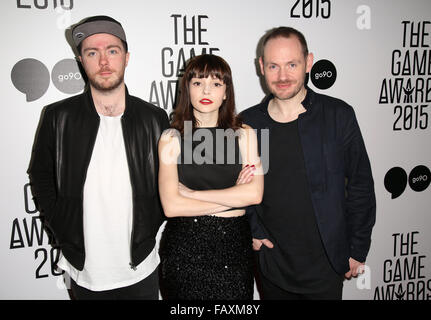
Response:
[170,54,242,134]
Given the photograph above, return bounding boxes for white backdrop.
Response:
[1,0,430,300]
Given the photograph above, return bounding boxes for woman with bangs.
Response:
[158,54,263,300]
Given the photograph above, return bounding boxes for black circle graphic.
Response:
[384,167,408,199]
[310,59,337,90]
[408,165,431,192]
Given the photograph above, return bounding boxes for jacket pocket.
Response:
[133,194,164,240]
[44,198,60,231]
[46,197,82,247]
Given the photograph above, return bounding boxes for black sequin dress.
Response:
[159,128,254,300]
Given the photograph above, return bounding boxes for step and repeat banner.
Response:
[1,0,430,300]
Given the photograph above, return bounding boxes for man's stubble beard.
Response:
[89,72,125,92]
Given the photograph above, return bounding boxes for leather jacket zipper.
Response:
[121,116,137,270]
[81,116,100,264]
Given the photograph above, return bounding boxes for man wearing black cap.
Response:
[27,16,169,299]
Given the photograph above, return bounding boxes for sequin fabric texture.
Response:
[159,215,254,300]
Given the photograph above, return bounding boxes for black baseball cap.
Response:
[72,15,127,48]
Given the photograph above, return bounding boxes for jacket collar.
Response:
[302,86,315,111]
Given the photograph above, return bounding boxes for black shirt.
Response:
[177,127,242,190]
[259,118,340,293]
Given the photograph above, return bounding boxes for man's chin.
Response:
[272,87,302,101]
[273,92,296,101]
[90,78,123,92]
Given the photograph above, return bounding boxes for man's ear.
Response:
[259,56,265,76]
[125,52,130,67]
[306,53,314,73]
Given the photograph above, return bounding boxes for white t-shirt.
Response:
[57,113,159,291]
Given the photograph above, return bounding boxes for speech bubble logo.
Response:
[51,59,85,94]
[310,59,337,90]
[384,167,407,199]
[408,165,430,192]
[11,58,50,102]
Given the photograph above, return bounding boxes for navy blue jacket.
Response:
[240,88,376,274]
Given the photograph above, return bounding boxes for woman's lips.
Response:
[200,99,213,105]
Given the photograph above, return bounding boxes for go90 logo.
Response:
[57,71,82,83]
[384,165,430,199]
[11,58,85,102]
[310,59,337,90]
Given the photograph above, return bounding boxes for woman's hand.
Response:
[236,165,256,185]
[179,164,256,199]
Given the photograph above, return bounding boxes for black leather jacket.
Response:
[27,87,169,271]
